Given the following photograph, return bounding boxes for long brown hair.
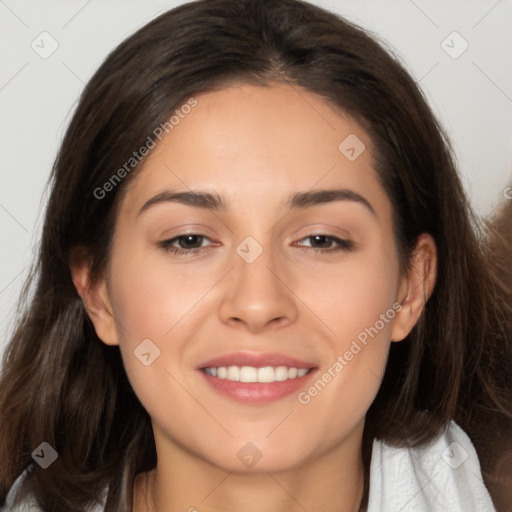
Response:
[1,0,511,510]
[481,195,512,510]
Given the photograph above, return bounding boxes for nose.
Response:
[218,238,299,333]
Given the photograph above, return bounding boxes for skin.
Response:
[72,82,437,512]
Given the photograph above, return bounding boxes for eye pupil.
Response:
[180,235,202,248]
[312,235,330,248]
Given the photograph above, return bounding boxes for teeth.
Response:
[226,366,240,381]
[257,366,275,383]
[275,366,288,381]
[204,365,311,383]
[240,366,257,382]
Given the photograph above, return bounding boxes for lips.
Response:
[197,352,317,404]
[197,352,315,370]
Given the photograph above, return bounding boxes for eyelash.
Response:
[157,234,354,255]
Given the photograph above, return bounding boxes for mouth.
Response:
[197,352,317,403]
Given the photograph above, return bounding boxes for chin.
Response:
[197,436,316,474]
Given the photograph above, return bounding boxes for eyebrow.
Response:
[138,188,376,217]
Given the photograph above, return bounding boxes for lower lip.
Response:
[199,369,317,404]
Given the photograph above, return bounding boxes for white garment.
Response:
[3,421,497,511]
[366,421,497,511]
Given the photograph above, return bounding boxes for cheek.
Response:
[105,260,214,447]
[108,246,221,344]
[104,245,233,412]
[295,243,399,420]
[308,242,400,347]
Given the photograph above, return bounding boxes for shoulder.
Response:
[366,420,497,512]
[2,470,106,512]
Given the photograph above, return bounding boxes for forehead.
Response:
[119,82,390,222]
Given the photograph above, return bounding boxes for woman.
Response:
[1,0,511,510]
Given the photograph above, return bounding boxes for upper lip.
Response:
[197,352,316,370]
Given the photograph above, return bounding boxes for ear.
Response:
[391,233,437,342]
[69,246,119,346]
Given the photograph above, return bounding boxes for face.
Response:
[78,82,431,473]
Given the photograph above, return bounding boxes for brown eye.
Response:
[296,235,354,253]
[158,234,212,255]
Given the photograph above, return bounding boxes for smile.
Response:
[203,365,311,383]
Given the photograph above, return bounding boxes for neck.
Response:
[134,422,366,512]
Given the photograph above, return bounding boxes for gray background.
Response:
[1,0,512,356]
